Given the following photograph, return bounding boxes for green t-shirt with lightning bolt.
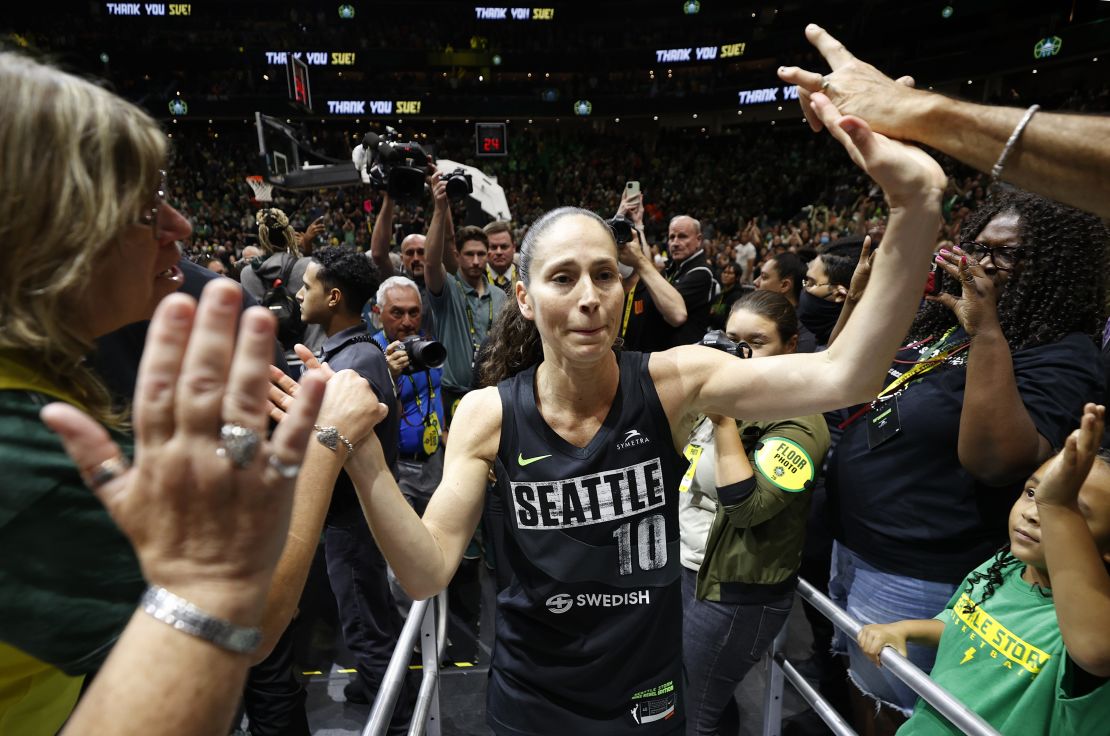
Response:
[899,559,1110,735]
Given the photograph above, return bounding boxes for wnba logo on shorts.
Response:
[546,594,574,614]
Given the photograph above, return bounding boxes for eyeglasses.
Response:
[802,277,831,289]
[958,241,1027,271]
[135,169,170,239]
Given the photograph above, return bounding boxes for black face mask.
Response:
[796,290,843,346]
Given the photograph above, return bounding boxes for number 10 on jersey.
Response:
[613,513,667,575]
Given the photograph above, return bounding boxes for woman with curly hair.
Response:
[825,186,1108,733]
[276,92,956,734]
[857,404,1110,735]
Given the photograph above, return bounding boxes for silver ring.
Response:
[962,275,975,284]
[84,455,130,490]
[821,76,832,91]
[267,453,301,479]
[217,423,261,469]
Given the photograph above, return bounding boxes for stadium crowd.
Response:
[5,18,1110,736]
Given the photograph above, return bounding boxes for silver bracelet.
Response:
[990,104,1040,183]
[314,424,356,455]
[141,585,261,654]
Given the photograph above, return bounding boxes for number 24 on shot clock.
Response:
[475,122,508,157]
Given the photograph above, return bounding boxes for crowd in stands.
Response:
[8,18,1110,736]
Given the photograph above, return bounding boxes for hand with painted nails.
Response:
[927,246,1000,336]
[778,24,921,138]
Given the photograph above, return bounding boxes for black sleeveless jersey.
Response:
[487,351,686,735]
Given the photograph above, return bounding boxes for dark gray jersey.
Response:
[488,351,685,735]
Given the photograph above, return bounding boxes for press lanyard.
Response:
[876,327,967,399]
[403,371,436,428]
[461,279,494,353]
[839,327,969,430]
[620,288,636,339]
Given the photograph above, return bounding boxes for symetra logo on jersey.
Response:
[545,590,651,613]
[511,458,665,530]
[616,427,650,451]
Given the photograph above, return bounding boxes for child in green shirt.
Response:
[858,403,1110,735]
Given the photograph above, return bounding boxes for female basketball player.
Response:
[277,92,948,735]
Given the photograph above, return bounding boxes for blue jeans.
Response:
[828,542,956,714]
[682,568,793,736]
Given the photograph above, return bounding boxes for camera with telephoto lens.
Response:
[605,215,635,246]
[699,330,752,359]
[362,128,430,202]
[400,335,447,374]
[439,167,473,201]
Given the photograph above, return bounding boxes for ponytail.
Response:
[479,300,542,387]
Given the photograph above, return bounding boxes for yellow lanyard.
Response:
[876,327,966,399]
[620,288,636,339]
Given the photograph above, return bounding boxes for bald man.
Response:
[660,214,717,348]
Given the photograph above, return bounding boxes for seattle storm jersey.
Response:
[487,351,686,735]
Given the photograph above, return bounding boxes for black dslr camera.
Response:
[699,330,753,359]
[362,128,430,202]
[439,167,473,201]
[605,215,636,246]
[400,336,447,374]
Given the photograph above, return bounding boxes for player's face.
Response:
[520,215,623,363]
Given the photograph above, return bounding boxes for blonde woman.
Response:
[0,52,365,735]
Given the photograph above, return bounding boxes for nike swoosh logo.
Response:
[517,452,552,466]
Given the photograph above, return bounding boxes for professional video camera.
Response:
[699,330,752,359]
[440,167,473,201]
[400,335,447,374]
[361,127,431,201]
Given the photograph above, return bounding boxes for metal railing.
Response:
[761,578,1001,736]
[363,592,448,736]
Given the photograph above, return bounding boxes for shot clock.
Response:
[475,122,508,157]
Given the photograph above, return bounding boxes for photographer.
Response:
[424,172,507,425]
[681,291,831,734]
[612,187,690,352]
[371,276,445,516]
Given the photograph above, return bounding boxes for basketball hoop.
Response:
[245,175,273,203]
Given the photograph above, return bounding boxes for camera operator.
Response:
[613,188,692,352]
[369,193,458,292]
[371,276,445,516]
[424,172,507,425]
